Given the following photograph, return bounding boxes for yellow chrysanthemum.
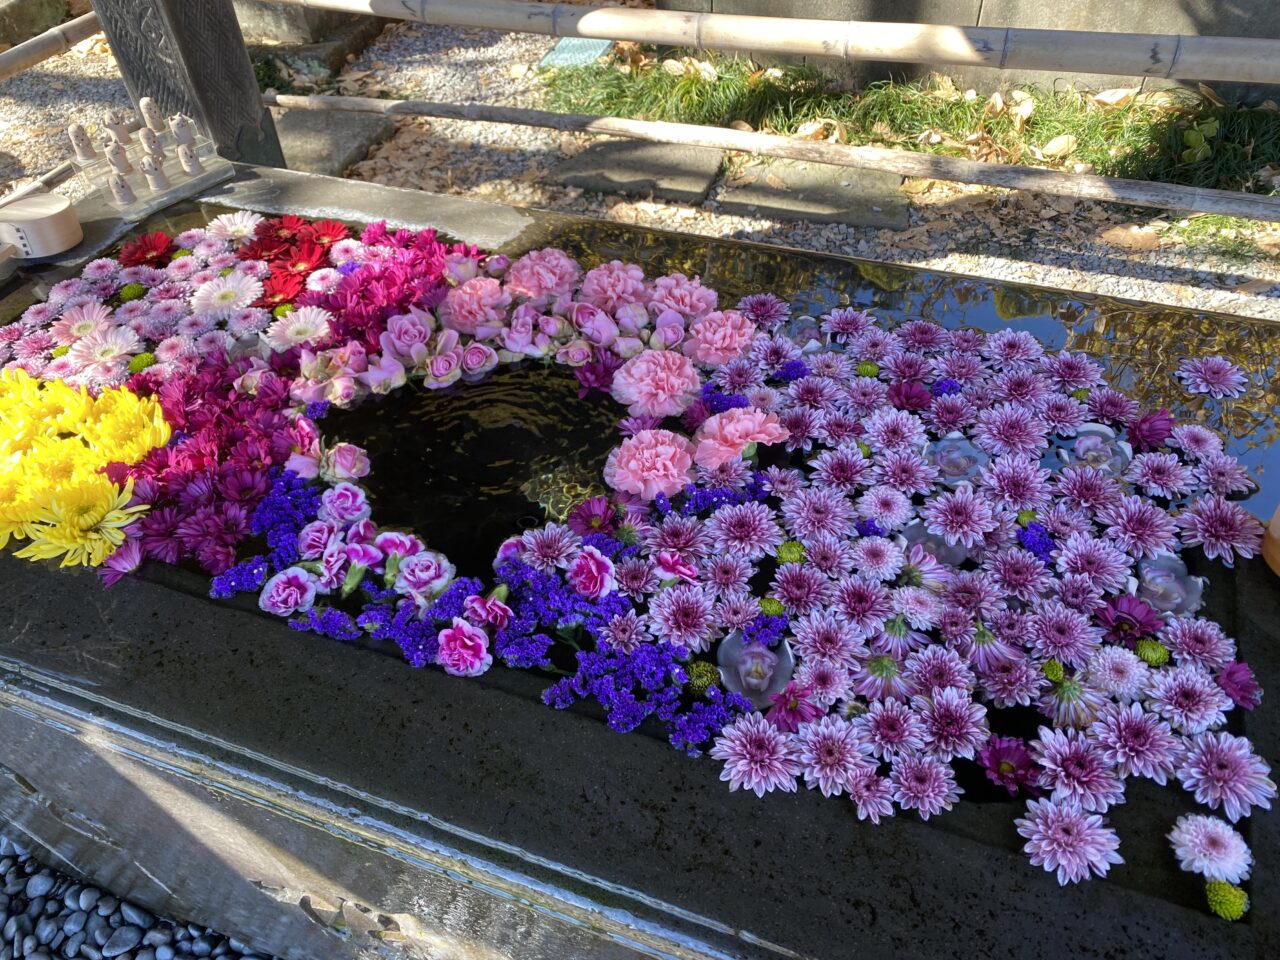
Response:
[0,369,170,567]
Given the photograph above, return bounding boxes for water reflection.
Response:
[539,221,1280,519]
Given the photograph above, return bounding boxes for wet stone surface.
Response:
[0,835,274,960]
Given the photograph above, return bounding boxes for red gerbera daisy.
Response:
[300,219,349,247]
[283,241,327,274]
[255,267,305,308]
[119,230,175,267]
[257,214,309,242]
[235,236,290,263]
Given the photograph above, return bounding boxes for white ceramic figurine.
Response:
[107,173,136,205]
[139,155,170,191]
[103,109,132,144]
[176,143,204,176]
[105,142,133,175]
[140,127,165,161]
[169,114,196,148]
[67,123,98,162]
[139,96,166,133]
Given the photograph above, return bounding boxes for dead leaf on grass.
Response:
[1099,224,1160,251]
[1041,134,1079,159]
[1090,87,1139,110]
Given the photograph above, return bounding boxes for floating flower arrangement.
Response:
[0,211,1272,917]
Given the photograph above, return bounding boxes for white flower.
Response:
[206,210,264,242]
[1168,814,1252,883]
[262,306,333,351]
[190,273,263,319]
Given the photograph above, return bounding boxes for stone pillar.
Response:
[90,0,285,166]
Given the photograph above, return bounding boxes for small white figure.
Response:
[103,108,132,144]
[139,96,166,133]
[140,127,165,161]
[108,173,136,205]
[139,154,169,191]
[67,123,98,162]
[169,114,196,148]
[105,142,133,175]
[176,143,204,176]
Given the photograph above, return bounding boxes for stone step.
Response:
[552,139,725,204]
[717,159,909,229]
[271,108,395,178]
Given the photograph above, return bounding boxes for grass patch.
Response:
[542,52,1280,192]
[1166,214,1266,259]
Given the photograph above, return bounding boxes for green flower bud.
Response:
[685,660,720,698]
[273,303,294,317]
[1135,638,1170,667]
[855,360,880,377]
[776,540,806,564]
[758,597,785,617]
[128,351,156,374]
[117,283,146,302]
[1205,881,1249,921]
[1016,509,1038,527]
[51,345,70,358]
[1043,659,1065,683]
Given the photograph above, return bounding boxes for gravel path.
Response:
[0,833,277,960]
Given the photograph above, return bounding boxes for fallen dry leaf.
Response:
[1228,277,1275,293]
[1100,224,1160,251]
[1198,83,1228,107]
[764,172,790,191]
[1091,87,1139,110]
[729,119,753,132]
[1041,134,1079,159]
[660,58,685,76]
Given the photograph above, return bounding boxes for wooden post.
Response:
[89,0,284,166]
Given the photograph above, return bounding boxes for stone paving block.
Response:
[717,160,909,229]
[272,108,395,177]
[553,140,725,203]
[0,0,66,46]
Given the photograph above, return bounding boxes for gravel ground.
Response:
[0,834,276,960]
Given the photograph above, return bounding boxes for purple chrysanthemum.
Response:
[973,403,1049,457]
[706,501,784,561]
[1088,703,1181,784]
[862,407,927,451]
[520,523,581,571]
[1175,494,1263,567]
[849,536,905,581]
[710,713,800,797]
[1126,453,1196,500]
[1168,814,1252,883]
[736,292,790,326]
[1176,356,1247,399]
[1053,533,1131,593]
[979,736,1040,797]
[646,584,717,652]
[791,609,867,665]
[794,715,874,797]
[980,656,1047,709]
[702,554,755,596]
[1193,453,1254,496]
[1100,495,1178,558]
[803,533,857,578]
[851,651,913,701]
[780,485,855,541]
[890,755,962,820]
[1160,617,1236,671]
[1031,727,1125,812]
[847,767,897,824]
[1217,661,1263,711]
[1096,594,1165,647]
[986,547,1053,603]
[644,514,712,560]
[978,455,1052,512]
[1016,798,1123,885]
[1177,732,1276,822]
[921,483,1000,549]
[904,645,974,694]
[769,563,832,615]
[1084,646,1150,703]
[599,610,647,653]
[1028,600,1102,668]
[853,698,926,760]
[913,687,988,761]
[1147,664,1231,735]
[614,556,659,598]
[809,445,873,491]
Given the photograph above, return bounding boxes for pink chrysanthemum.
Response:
[921,483,999,549]
[1031,727,1126,812]
[710,713,800,797]
[1126,453,1195,500]
[849,536,905,582]
[1084,646,1150,703]
[706,502,784,561]
[1176,356,1247,399]
[1099,495,1178,558]
[791,609,867,665]
[986,547,1053,603]
[1175,494,1263,566]
[1168,814,1253,883]
[1178,732,1276,822]
[892,585,941,630]
[863,407,927,451]
[978,455,1051,512]
[1160,617,1235,671]
[905,645,974,693]
[646,584,717,652]
[803,533,856,579]
[809,445,872,491]
[769,563,832,615]
[1147,664,1232,735]
[854,698,925,760]
[520,523,581,571]
[891,755,961,820]
[794,715,874,797]
[832,575,893,635]
[855,485,914,530]
[847,767,897,824]
[1016,798,1123,885]
[780,485,855,541]
[599,610,647,653]
[1089,703,1181,784]
[913,687,988,761]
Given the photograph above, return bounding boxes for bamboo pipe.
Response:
[278,0,1280,84]
[263,92,1280,223]
[0,11,102,84]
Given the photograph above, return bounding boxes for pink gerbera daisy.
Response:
[710,713,800,797]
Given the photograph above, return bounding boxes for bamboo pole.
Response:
[277,0,1280,84]
[263,92,1280,223]
[0,11,102,84]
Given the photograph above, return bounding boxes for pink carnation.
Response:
[567,545,618,598]
[685,310,756,366]
[694,408,789,470]
[650,273,717,319]
[439,277,511,337]
[604,429,696,500]
[610,349,701,418]
[436,617,493,677]
[503,247,582,303]
[580,260,648,313]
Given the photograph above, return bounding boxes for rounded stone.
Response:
[35,916,57,944]
[119,905,153,930]
[141,930,170,947]
[65,931,86,957]
[96,896,119,917]
[78,889,101,912]
[65,911,88,934]
[188,938,211,958]
[102,925,143,958]
[154,948,174,960]
[24,873,54,899]
[80,945,103,960]
[135,951,155,960]
[25,894,45,917]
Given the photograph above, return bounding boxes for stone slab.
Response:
[553,139,725,203]
[246,14,386,78]
[0,0,66,46]
[271,107,395,177]
[232,0,365,45]
[717,159,909,228]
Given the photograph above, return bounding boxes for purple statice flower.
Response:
[1016,798,1123,885]
[1016,521,1056,564]
[1089,703,1181,784]
[922,483,999,549]
[1031,726,1125,812]
[912,687,988,761]
[1097,595,1164,647]
[1178,732,1277,822]
[646,584,717,652]
[769,564,831,615]
[931,377,963,397]
[904,645,974,693]
[979,736,1040,797]
[847,767,897,824]
[706,501,784,560]
[781,485,855,541]
[209,555,269,598]
[357,602,440,667]
[790,609,867,665]
[891,754,961,820]
[794,714,874,796]
[289,608,362,642]
[1168,814,1253,884]
[1217,661,1263,710]
[741,612,789,648]
[1099,495,1178,559]
[1147,664,1232,734]
[855,517,888,539]
[304,400,330,421]
[854,698,925,760]
[1126,453,1195,500]
[710,712,800,797]
[1176,356,1248,399]
[1084,646,1151,703]
[1175,494,1263,566]
[544,641,687,735]
[668,686,753,757]
[1159,617,1235,671]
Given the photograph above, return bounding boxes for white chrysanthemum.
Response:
[1168,814,1252,883]
[262,306,333,351]
[190,273,263,319]
[1083,646,1150,703]
[206,210,264,242]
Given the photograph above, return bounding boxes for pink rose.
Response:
[538,314,567,339]
[566,302,619,348]
[297,520,341,560]
[436,617,493,677]
[380,308,434,364]
[580,260,648,313]
[259,567,318,616]
[684,309,756,366]
[502,304,547,358]
[484,253,510,277]
[358,353,407,394]
[613,336,646,359]
[650,308,686,349]
[503,248,582,304]
[463,593,513,630]
[318,482,371,525]
[603,429,696,500]
[444,251,481,284]
[567,545,618,599]
[460,341,499,379]
[655,551,698,583]
[649,273,717,319]
[394,550,456,607]
[323,376,358,406]
[320,442,371,483]
[440,277,511,336]
[556,339,594,367]
[615,302,650,335]
[610,349,701,418]
[694,408,789,469]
